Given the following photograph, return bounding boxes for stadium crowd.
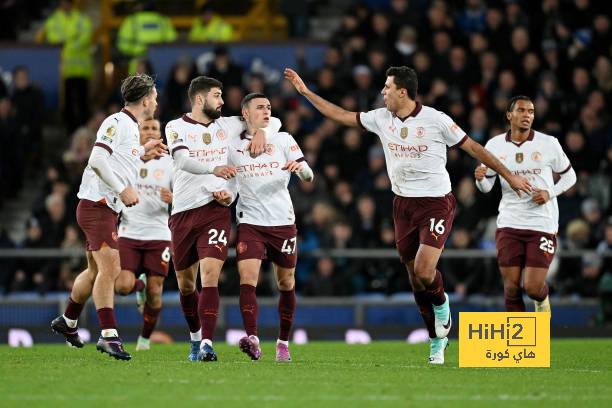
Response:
[0,0,611,300]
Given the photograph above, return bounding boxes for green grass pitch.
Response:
[1,339,611,407]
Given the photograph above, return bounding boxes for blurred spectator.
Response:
[37,192,69,247]
[11,66,44,164]
[280,0,309,38]
[189,3,234,42]
[581,198,605,247]
[206,46,244,88]
[304,257,346,296]
[456,0,487,35]
[57,223,85,291]
[117,1,176,74]
[43,0,92,132]
[13,218,58,294]
[164,54,198,121]
[0,223,14,294]
[0,97,23,197]
[441,228,498,297]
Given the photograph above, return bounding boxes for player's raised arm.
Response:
[460,137,532,197]
[284,68,358,127]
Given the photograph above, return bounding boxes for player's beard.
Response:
[202,99,221,119]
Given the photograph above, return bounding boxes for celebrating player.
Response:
[223,93,313,362]
[114,118,173,351]
[167,76,280,361]
[475,96,576,314]
[51,74,167,360]
[285,66,531,364]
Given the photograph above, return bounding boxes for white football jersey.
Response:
[358,103,468,197]
[228,131,304,226]
[481,130,572,234]
[166,114,246,215]
[78,109,142,212]
[118,155,173,241]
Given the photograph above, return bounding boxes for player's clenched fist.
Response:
[474,165,488,181]
[532,187,550,205]
[213,165,237,180]
[120,187,139,207]
[282,161,303,174]
[212,190,232,206]
[160,187,173,203]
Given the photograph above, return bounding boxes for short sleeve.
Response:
[357,110,381,134]
[550,137,572,173]
[282,133,305,162]
[166,122,188,157]
[438,112,467,147]
[218,116,247,138]
[94,116,120,154]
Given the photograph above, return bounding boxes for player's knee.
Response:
[413,264,434,282]
[115,282,131,296]
[504,285,521,297]
[524,282,543,299]
[277,278,294,291]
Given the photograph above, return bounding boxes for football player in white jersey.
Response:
[222,93,313,362]
[51,74,167,360]
[475,96,576,315]
[113,118,174,351]
[285,66,532,364]
[166,76,280,362]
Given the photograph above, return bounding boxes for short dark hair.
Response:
[506,95,533,113]
[188,76,223,104]
[385,66,418,99]
[121,73,155,104]
[241,92,267,110]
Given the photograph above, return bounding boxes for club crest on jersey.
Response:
[265,144,275,155]
[532,152,542,161]
[216,129,226,140]
[106,126,116,137]
[415,126,425,138]
[203,133,212,144]
[154,169,163,179]
[169,131,179,141]
[516,153,523,163]
[140,169,148,178]
[400,127,408,139]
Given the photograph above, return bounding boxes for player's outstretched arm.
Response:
[460,137,532,197]
[284,68,358,128]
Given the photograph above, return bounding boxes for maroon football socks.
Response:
[141,304,161,339]
[413,290,437,338]
[64,297,84,321]
[239,284,258,336]
[199,287,219,340]
[424,269,446,306]
[278,288,296,341]
[505,293,526,312]
[179,290,201,333]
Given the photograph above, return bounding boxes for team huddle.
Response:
[50,66,574,365]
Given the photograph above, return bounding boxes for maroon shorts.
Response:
[76,199,119,251]
[118,237,171,277]
[168,201,231,270]
[393,193,456,263]
[236,223,298,268]
[495,227,557,269]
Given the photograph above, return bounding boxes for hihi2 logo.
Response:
[459,312,549,367]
